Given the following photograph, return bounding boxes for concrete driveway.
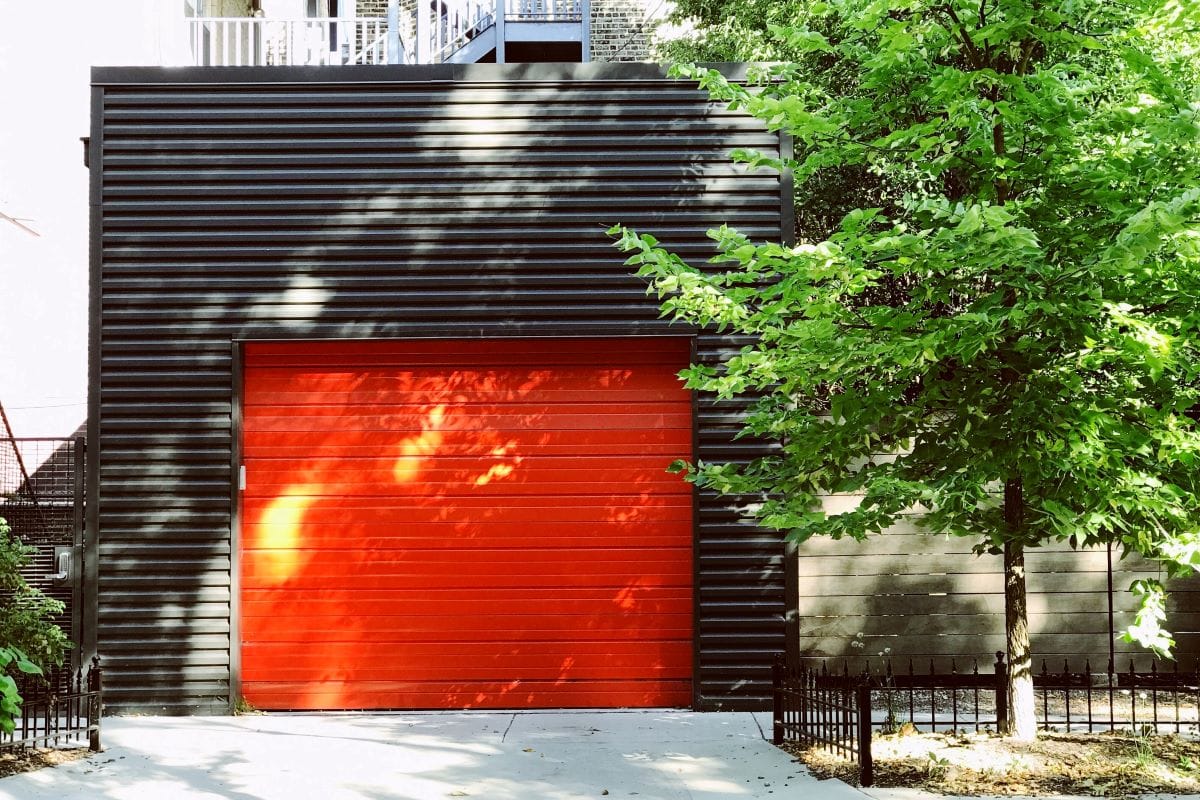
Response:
[0,710,870,800]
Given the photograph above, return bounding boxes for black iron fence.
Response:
[773,656,874,785]
[0,432,98,751]
[2,658,101,751]
[773,652,1200,787]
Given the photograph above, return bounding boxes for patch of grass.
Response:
[0,747,89,779]
[782,730,1200,797]
[233,697,261,715]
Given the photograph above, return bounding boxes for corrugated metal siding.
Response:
[91,64,787,713]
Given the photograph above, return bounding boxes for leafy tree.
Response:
[0,517,68,733]
[620,0,1200,739]
[657,0,809,61]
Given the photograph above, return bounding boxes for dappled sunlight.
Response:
[240,338,694,711]
[43,713,796,800]
[391,405,447,483]
[555,656,577,685]
[651,752,752,790]
[474,458,521,486]
[252,484,318,586]
[612,579,660,612]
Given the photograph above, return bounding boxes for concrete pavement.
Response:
[0,710,872,800]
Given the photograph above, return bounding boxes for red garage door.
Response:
[239,338,694,709]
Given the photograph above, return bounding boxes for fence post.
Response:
[87,656,102,752]
[994,651,1008,735]
[856,681,873,787]
[772,653,784,745]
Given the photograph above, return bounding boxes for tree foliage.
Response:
[657,0,812,62]
[621,0,1200,659]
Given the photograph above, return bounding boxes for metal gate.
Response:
[0,434,87,677]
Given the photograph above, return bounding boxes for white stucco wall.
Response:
[0,0,173,438]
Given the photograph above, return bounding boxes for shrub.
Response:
[0,516,69,732]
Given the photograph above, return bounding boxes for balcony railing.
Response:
[187,17,398,67]
[506,0,583,21]
[185,0,589,67]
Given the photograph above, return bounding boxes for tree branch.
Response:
[940,4,985,69]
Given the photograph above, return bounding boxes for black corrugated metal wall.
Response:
[90,64,789,713]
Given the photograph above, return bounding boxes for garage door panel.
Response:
[241,524,693,550]
[243,457,692,495]
[243,681,694,711]
[243,546,694,565]
[242,614,694,640]
[242,639,692,665]
[243,660,694,682]
[242,494,692,522]
[242,594,694,617]
[242,565,692,589]
[246,455,692,475]
[244,428,692,456]
[245,410,692,433]
[242,586,693,603]
[245,367,690,405]
[240,337,693,710]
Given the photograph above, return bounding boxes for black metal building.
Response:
[89,63,792,714]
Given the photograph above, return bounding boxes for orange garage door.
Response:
[239,338,694,709]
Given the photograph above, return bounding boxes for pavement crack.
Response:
[501,713,517,743]
[751,711,767,741]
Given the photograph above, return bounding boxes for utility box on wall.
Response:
[89,63,792,714]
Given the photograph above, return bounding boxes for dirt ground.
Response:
[0,747,89,778]
[784,729,1200,797]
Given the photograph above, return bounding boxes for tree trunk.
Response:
[1003,479,1036,740]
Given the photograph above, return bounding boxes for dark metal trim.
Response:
[83,84,103,672]
[71,436,86,678]
[225,327,686,342]
[779,131,796,247]
[778,130,798,666]
[91,62,754,86]
[689,335,703,711]
[228,341,244,712]
[784,539,800,667]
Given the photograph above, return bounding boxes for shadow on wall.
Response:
[793,517,1200,673]
[96,67,781,711]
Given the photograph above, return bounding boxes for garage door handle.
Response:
[47,547,71,584]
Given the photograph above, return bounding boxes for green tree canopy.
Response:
[623,0,1200,738]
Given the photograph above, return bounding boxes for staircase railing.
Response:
[430,0,497,63]
[354,29,394,64]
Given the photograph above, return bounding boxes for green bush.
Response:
[0,516,69,733]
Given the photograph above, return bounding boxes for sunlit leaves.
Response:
[631,0,1200,655]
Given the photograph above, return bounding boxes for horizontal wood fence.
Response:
[796,520,1200,666]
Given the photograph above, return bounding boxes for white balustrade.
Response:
[505,0,583,21]
[187,17,407,66]
[186,0,587,67]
